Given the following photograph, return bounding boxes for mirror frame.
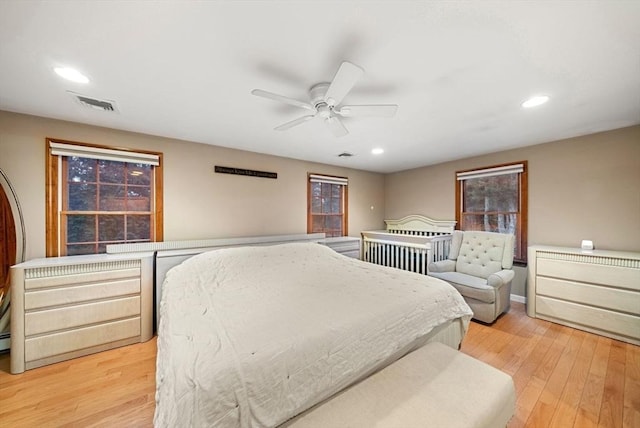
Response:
[0,168,25,265]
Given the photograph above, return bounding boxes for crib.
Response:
[361,215,456,274]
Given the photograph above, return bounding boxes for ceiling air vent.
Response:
[68,91,118,112]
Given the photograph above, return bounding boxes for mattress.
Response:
[154,242,473,428]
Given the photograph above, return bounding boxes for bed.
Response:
[153,241,472,427]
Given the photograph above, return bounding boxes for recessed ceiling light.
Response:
[521,95,549,108]
[371,148,384,155]
[54,67,90,84]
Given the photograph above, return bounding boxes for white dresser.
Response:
[527,245,640,345]
[319,236,361,259]
[10,253,154,373]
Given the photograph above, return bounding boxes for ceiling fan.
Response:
[252,61,398,137]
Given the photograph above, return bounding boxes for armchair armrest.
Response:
[428,259,456,273]
[487,269,515,287]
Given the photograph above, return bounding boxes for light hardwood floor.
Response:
[1,302,638,427]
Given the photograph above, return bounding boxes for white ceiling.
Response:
[1,1,639,173]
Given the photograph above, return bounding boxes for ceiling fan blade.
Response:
[335,104,398,117]
[323,62,364,107]
[251,89,315,111]
[274,115,316,131]
[325,116,349,137]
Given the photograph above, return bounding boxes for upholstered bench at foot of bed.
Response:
[283,342,516,428]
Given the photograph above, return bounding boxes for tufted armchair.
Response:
[428,230,515,323]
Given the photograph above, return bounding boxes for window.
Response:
[307,173,348,237]
[455,161,528,262]
[46,139,163,256]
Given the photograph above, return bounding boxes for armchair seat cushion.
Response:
[429,271,496,304]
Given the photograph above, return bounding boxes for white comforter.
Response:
[154,242,472,428]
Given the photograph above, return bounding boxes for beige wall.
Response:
[0,111,385,260]
[385,125,640,297]
[2,110,638,298]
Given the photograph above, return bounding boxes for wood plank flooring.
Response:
[461,303,639,428]
[0,302,638,427]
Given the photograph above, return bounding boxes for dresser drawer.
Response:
[24,267,140,290]
[341,249,361,259]
[537,258,640,291]
[330,242,360,253]
[25,278,140,310]
[537,277,640,315]
[536,296,640,341]
[25,317,141,362]
[25,296,141,336]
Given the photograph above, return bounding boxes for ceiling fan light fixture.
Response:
[371,148,384,155]
[54,67,90,84]
[521,95,550,108]
[317,103,332,119]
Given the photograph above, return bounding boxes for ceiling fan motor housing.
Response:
[310,82,331,106]
[310,83,334,118]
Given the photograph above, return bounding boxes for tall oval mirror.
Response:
[0,168,25,350]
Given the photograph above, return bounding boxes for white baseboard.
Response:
[510,294,526,304]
